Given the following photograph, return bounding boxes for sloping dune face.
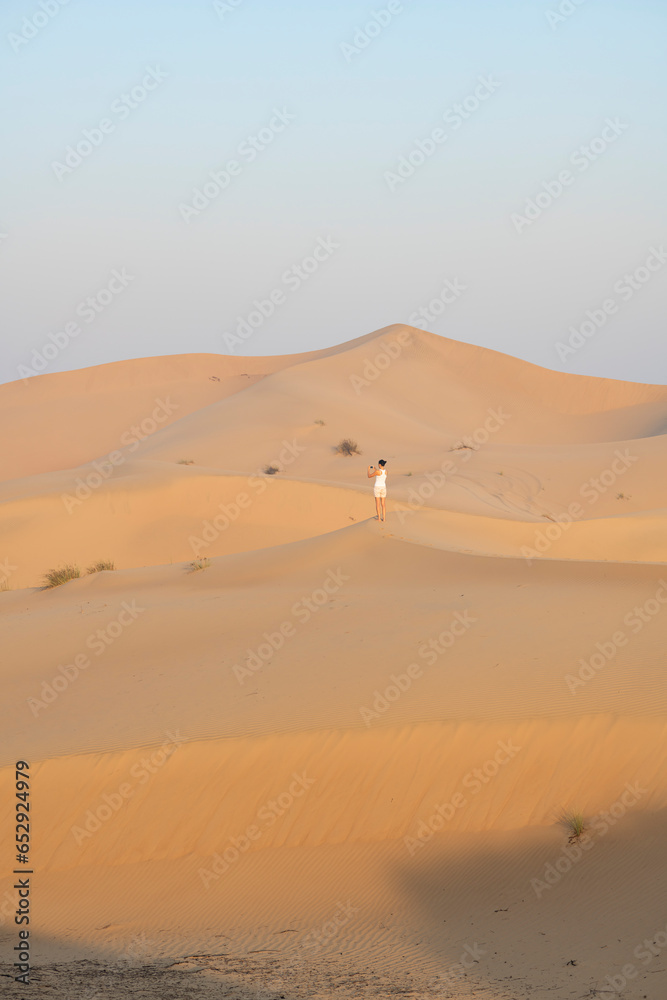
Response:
[2,328,667,997]
[0,332,384,481]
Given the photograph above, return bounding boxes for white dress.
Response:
[374,469,387,497]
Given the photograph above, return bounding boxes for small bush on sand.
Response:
[263,465,279,475]
[177,459,195,465]
[314,419,325,425]
[188,558,211,573]
[87,561,116,574]
[335,439,360,456]
[43,565,81,588]
[565,812,586,841]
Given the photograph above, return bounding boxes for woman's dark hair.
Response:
[378,459,386,467]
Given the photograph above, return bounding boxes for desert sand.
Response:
[1,325,667,999]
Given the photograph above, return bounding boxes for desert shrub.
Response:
[43,565,81,588]
[565,812,586,841]
[87,561,116,574]
[335,439,360,456]
[188,558,211,572]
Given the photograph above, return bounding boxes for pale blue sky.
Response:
[1,0,665,384]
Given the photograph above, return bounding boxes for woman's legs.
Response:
[380,497,386,521]
[375,496,382,520]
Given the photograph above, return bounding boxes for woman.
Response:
[367,460,387,522]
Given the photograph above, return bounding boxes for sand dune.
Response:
[7,716,665,877]
[0,331,384,482]
[389,505,667,562]
[2,328,667,999]
[122,328,667,475]
[0,469,377,589]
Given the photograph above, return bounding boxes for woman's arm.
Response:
[367,465,378,479]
